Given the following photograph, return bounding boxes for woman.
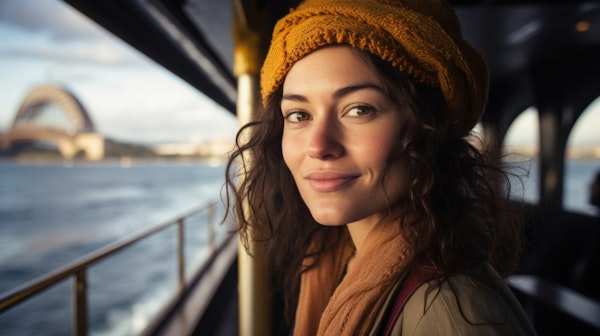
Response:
[226,0,537,335]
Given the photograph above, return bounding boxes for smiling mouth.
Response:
[305,173,359,192]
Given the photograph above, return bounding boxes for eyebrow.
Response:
[281,82,385,102]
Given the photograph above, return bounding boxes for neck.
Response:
[346,215,384,251]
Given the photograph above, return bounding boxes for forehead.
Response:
[282,45,381,94]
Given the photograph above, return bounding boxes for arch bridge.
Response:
[1,84,104,160]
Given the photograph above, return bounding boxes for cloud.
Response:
[58,68,239,144]
[0,0,105,42]
[0,42,148,67]
[0,0,149,67]
[96,101,238,144]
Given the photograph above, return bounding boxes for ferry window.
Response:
[467,122,485,148]
[564,96,600,216]
[503,107,540,204]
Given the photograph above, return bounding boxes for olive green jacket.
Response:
[369,265,537,336]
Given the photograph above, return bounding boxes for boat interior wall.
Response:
[457,2,600,135]
[516,208,600,335]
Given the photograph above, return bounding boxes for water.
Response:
[0,158,598,336]
[506,158,600,217]
[0,160,230,335]
[564,160,600,217]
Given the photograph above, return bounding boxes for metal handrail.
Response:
[0,201,222,335]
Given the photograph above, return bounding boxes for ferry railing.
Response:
[0,201,228,336]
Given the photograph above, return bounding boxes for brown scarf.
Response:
[294,221,411,335]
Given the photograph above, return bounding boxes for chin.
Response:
[309,209,363,227]
[310,212,349,226]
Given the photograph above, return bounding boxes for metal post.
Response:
[533,74,567,212]
[236,74,273,336]
[233,1,272,335]
[74,270,88,336]
[177,218,186,289]
[207,202,216,252]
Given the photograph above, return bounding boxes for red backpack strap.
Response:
[381,267,429,336]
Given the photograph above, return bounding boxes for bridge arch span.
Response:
[2,83,104,160]
[13,83,95,132]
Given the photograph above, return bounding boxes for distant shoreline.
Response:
[0,154,226,166]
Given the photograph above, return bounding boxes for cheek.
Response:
[362,129,400,165]
[368,126,407,195]
[385,160,409,197]
[281,135,298,172]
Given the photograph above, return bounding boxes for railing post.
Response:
[74,270,88,336]
[208,202,216,252]
[177,218,186,289]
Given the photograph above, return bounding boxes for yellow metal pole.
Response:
[233,1,271,335]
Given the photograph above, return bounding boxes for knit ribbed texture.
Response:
[260,0,488,135]
[294,222,411,336]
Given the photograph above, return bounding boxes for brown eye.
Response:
[285,111,311,123]
[346,105,375,117]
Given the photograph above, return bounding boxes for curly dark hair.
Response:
[224,48,524,321]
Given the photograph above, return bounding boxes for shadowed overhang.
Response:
[63,0,600,125]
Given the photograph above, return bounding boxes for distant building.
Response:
[153,138,234,158]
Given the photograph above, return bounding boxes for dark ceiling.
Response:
[64,0,600,128]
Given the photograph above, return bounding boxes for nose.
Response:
[307,116,345,160]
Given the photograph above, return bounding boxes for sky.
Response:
[0,0,598,147]
[0,0,238,145]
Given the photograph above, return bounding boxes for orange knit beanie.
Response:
[260,0,489,136]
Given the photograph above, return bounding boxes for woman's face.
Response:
[281,45,406,227]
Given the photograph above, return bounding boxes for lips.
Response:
[305,172,359,192]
